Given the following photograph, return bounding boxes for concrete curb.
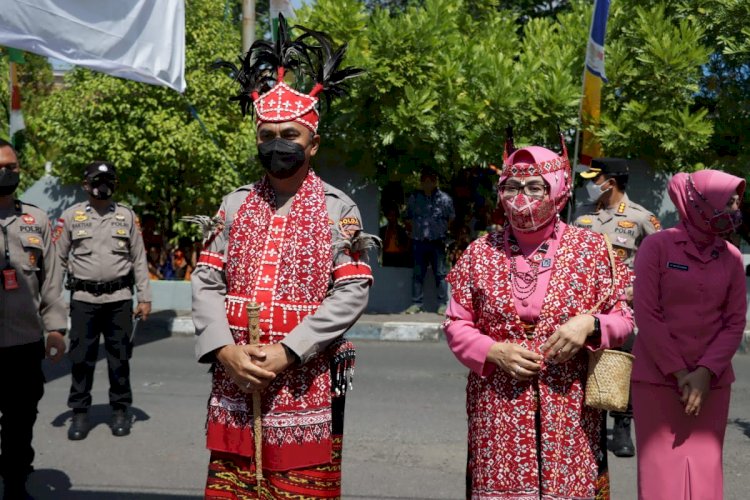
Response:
[143,316,447,342]
[142,315,750,352]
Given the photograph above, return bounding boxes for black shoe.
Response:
[67,412,90,441]
[3,478,32,500]
[611,416,635,457]
[110,409,131,437]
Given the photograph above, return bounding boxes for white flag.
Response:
[0,0,186,92]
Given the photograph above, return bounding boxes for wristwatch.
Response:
[592,316,601,337]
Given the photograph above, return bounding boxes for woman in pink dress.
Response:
[632,170,746,499]
[444,139,634,500]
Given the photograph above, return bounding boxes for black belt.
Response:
[66,274,134,296]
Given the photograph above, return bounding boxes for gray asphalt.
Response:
[8,336,750,499]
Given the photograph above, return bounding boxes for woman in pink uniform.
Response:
[632,170,746,500]
[444,139,634,500]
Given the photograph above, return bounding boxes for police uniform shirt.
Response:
[56,202,152,304]
[0,201,67,348]
[573,193,661,269]
[192,181,371,364]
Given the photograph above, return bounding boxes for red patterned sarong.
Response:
[205,436,343,499]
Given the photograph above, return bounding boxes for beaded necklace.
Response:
[505,225,555,300]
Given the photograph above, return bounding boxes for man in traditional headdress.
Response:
[190,17,374,499]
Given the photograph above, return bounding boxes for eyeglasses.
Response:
[499,182,548,199]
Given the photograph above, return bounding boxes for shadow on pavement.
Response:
[42,310,178,384]
[6,469,201,499]
[730,418,750,439]
[50,403,150,430]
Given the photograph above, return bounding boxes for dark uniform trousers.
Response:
[412,238,449,306]
[68,299,133,411]
[0,340,45,480]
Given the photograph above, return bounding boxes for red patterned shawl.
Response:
[446,225,631,499]
[207,171,337,471]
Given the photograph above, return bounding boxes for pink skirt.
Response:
[632,382,730,500]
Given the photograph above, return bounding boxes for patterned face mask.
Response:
[709,210,742,234]
[501,193,557,233]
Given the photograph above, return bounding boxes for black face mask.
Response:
[257,138,307,179]
[0,169,20,196]
[90,180,115,200]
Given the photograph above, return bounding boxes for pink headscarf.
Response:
[499,146,571,216]
[668,170,745,235]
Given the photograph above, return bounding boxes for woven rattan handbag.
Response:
[584,234,634,413]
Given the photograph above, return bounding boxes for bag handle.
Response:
[585,233,618,315]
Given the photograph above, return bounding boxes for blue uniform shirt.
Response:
[406,189,455,241]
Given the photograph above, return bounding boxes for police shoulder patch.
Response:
[52,218,65,243]
[649,215,661,231]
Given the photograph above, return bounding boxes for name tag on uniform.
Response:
[667,262,689,271]
[3,268,18,290]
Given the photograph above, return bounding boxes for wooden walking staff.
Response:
[245,301,264,495]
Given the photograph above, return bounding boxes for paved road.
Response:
[8,336,750,499]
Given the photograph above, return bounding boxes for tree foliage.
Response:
[296,0,715,192]
[0,49,55,189]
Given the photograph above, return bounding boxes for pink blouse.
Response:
[632,223,747,387]
[445,222,635,376]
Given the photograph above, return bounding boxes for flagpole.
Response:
[568,7,597,223]
[7,54,12,142]
[568,66,587,222]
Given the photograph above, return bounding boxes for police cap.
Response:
[84,161,117,180]
[579,157,629,179]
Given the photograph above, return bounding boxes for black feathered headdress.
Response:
[212,14,364,132]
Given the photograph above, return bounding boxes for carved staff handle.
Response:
[245,301,264,491]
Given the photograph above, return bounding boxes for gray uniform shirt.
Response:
[573,193,661,269]
[0,201,67,347]
[56,202,152,304]
[192,180,371,364]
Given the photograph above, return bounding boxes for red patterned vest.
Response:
[446,225,631,499]
[206,172,345,471]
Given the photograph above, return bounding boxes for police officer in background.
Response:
[573,157,661,458]
[0,138,67,500]
[56,161,151,441]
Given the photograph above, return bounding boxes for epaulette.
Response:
[323,182,356,207]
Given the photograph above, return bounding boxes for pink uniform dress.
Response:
[632,170,747,500]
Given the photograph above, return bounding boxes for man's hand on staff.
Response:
[253,344,295,375]
[216,344,275,392]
